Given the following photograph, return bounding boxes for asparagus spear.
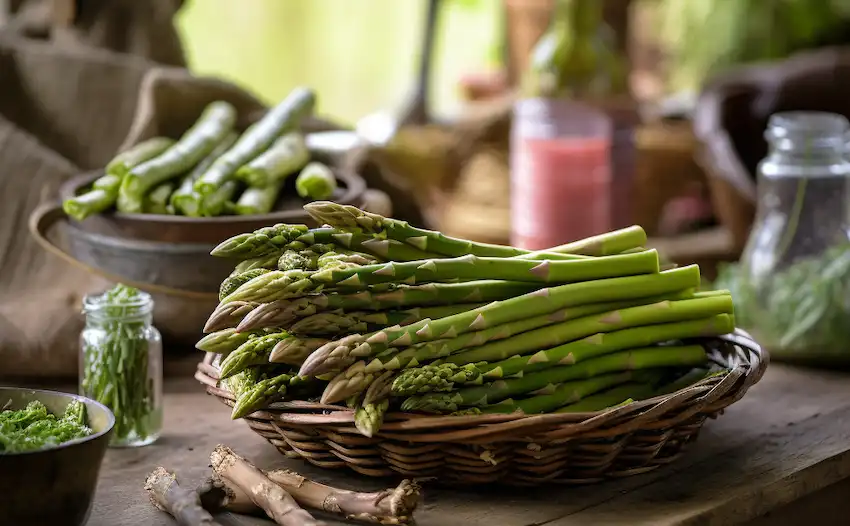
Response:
[233,252,286,274]
[308,250,659,288]
[225,250,660,305]
[478,313,734,379]
[400,345,708,412]
[295,227,443,261]
[234,182,284,215]
[171,131,238,216]
[211,224,310,259]
[231,371,305,419]
[195,88,316,195]
[235,132,310,188]
[200,180,240,217]
[305,201,647,257]
[203,301,261,333]
[321,294,729,401]
[391,363,482,397]
[142,181,177,214]
[268,337,328,366]
[219,269,271,301]
[196,328,259,355]
[118,101,237,212]
[226,280,543,333]
[359,289,699,376]
[218,332,294,379]
[479,370,667,415]
[444,295,733,368]
[300,265,701,377]
[295,162,337,200]
[354,398,389,438]
[554,382,656,412]
[105,137,176,178]
[65,139,176,221]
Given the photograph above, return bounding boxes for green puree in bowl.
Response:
[0,400,93,453]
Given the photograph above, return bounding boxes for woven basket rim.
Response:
[196,329,767,443]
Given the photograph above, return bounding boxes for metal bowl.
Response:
[0,387,115,526]
[29,169,367,347]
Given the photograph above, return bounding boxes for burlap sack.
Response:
[0,39,260,379]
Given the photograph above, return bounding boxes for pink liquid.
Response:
[511,136,612,250]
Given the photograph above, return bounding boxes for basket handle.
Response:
[28,203,219,301]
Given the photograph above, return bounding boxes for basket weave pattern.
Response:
[195,330,766,486]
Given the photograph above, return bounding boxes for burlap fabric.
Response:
[0,31,269,378]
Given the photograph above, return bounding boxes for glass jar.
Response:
[737,111,850,366]
[79,285,163,446]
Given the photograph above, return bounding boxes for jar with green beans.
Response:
[731,111,850,366]
[79,284,163,446]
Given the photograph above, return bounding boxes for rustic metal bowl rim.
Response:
[0,387,115,456]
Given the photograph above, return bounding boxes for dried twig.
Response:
[144,467,223,526]
[199,468,421,525]
[210,444,323,526]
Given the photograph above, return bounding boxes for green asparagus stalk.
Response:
[400,345,708,412]
[294,228,442,261]
[554,382,656,412]
[295,162,337,200]
[218,331,294,379]
[300,265,701,377]
[478,313,734,379]
[235,132,310,188]
[171,131,238,216]
[219,269,271,301]
[118,102,237,212]
[233,252,286,274]
[305,201,647,258]
[224,250,660,306]
[63,174,123,221]
[360,289,700,376]
[234,182,284,215]
[444,295,733,370]
[308,250,659,290]
[354,398,389,438]
[142,181,176,214]
[200,180,240,217]
[228,280,543,333]
[546,226,649,257]
[203,301,260,333]
[391,363,482,397]
[324,296,726,402]
[480,371,666,415]
[105,137,176,178]
[231,371,301,419]
[287,303,486,336]
[196,327,266,355]
[195,88,316,195]
[211,224,310,259]
[268,336,329,365]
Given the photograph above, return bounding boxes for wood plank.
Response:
[83,363,850,526]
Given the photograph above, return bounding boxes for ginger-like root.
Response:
[199,466,421,524]
[144,467,223,526]
[209,444,323,526]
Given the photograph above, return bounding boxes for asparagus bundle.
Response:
[199,203,735,436]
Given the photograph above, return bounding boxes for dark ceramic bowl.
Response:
[0,387,115,526]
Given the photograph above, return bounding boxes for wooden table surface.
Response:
[81,362,850,526]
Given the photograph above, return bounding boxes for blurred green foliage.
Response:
[659,0,850,92]
[176,0,502,124]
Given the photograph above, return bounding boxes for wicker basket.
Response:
[195,330,766,486]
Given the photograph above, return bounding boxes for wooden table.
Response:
[82,362,850,526]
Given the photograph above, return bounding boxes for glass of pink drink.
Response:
[511,98,613,250]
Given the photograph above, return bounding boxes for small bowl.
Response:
[0,387,115,526]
